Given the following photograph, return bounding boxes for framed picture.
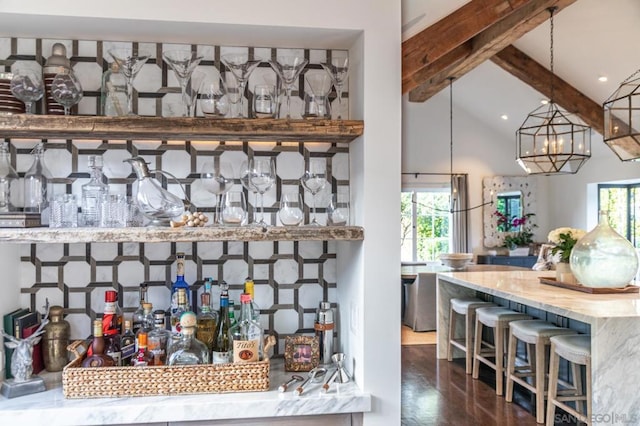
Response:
[284,335,320,372]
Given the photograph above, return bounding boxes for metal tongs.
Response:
[294,367,327,396]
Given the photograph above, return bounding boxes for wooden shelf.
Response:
[0,226,364,244]
[0,115,364,143]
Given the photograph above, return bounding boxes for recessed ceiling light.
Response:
[540,99,549,105]
[500,114,508,120]
[598,76,608,82]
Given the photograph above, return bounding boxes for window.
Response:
[401,189,451,262]
[598,183,640,248]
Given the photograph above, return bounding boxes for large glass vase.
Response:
[570,210,639,288]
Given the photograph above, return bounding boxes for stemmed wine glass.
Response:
[10,70,44,114]
[220,54,262,118]
[239,160,258,225]
[162,50,204,117]
[108,48,150,116]
[300,158,327,226]
[50,73,83,115]
[268,56,309,118]
[201,159,233,225]
[320,57,349,119]
[248,157,276,227]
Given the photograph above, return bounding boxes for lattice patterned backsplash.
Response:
[2,37,350,356]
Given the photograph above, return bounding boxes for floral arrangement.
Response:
[494,211,537,249]
[547,227,587,263]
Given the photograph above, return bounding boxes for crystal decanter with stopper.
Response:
[123,157,184,226]
[81,155,109,227]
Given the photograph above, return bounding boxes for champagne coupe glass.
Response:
[50,72,83,115]
[267,56,309,118]
[162,50,204,117]
[108,49,150,116]
[220,54,262,118]
[320,57,349,119]
[248,157,276,227]
[10,70,44,114]
[300,158,327,226]
[201,159,233,225]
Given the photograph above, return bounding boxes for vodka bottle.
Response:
[243,277,261,323]
[171,288,189,334]
[167,311,209,365]
[170,252,191,315]
[81,155,109,227]
[229,293,264,363]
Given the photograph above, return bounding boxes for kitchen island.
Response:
[437,270,640,422]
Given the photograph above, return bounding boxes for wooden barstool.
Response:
[546,334,592,426]
[472,306,531,396]
[504,320,577,423]
[447,298,495,374]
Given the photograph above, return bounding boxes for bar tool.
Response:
[294,366,326,396]
[332,352,351,384]
[278,374,304,392]
[315,301,334,364]
[321,368,338,393]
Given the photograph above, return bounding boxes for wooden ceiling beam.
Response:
[491,45,604,134]
[404,0,577,101]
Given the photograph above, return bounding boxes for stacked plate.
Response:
[0,72,26,115]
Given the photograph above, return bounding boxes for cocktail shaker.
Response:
[315,301,334,365]
[43,43,71,115]
[42,305,70,372]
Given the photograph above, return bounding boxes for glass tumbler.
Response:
[327,192,350,226]
[279,192,304,226]
[50,194,78,228]
[220,190,247,226]
[252,85,277,118]
[200,76,229,118]
[99,193,127,228]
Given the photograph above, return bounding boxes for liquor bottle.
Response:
[243,277,261,322]
[148,309,172,365]
[228,300,237,328]
[167,311,209,365]
[100,62,127,116]
[0,141,18,213]
[132,283,148,334]
[80,155,109,227]
[82,320,116,368]
[24,143,53,220]
[120,320,136,366]
[170,252,191,316]
[171,288,189,334]
[196,291,217,354]
[229,293,264,363]
[102,290,123,337]
[211,282,231,364]
[135,302,154,351]
[131,331,153,366]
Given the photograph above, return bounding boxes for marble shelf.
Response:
[0,359,371,425]
[0,226,365,244]
[0,115,364,143]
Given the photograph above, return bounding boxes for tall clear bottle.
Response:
[243,277,261,323]
[170,252,191,314]
[229,293,264,363]
[81,155,109,227]
[167,311,209,365]
[100,62,127,116]
[132,283,148,334]
[135,302,154,351]
[196,291,217,355]
[24,144,53,222]
[0,142,18,212]
[211,281,231,364]
[171,288,189,334]
[148,309,172,365]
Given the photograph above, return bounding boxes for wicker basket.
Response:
[62,336,275,398]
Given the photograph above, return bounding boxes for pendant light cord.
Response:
[449,77,454,179]
[549,7,556,103]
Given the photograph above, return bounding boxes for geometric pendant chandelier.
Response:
[516,7,591,175]
[603,73,640,161]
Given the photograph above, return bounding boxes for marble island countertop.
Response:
[0,360,370,425]
[438,269,640,323]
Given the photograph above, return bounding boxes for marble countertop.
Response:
[438,270,640,323]
[0,360,370,425]
[401,263,527,280]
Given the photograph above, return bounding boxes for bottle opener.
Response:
[278,374,304,392]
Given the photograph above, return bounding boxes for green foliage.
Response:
[500,213,537,249]
[550,232,579,263]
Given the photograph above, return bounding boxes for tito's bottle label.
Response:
[233,340,258,363]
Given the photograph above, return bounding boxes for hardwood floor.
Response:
[401,344,540,426]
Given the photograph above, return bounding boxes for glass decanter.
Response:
[570,210,639,288]
[24,143,53,214]
[123,157,185,226]
[0,142,18,212]
[81,155,109,227]
[167,311,209,365]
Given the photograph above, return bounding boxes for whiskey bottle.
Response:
[167,311,209,365]
[211,282,231,364]
[170,252,191,314]
[102,290,123,337]
[132,283,148,334]
[82,320,116,368]
[243,277,261,322]
[120,320,136,366]
[135,302,154,351]
[196,291,217,354]
[229,293,264,363]
[131,331,153,366]
[171,288,189,335]
[148,309,172,365]
[105,333,121,367]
